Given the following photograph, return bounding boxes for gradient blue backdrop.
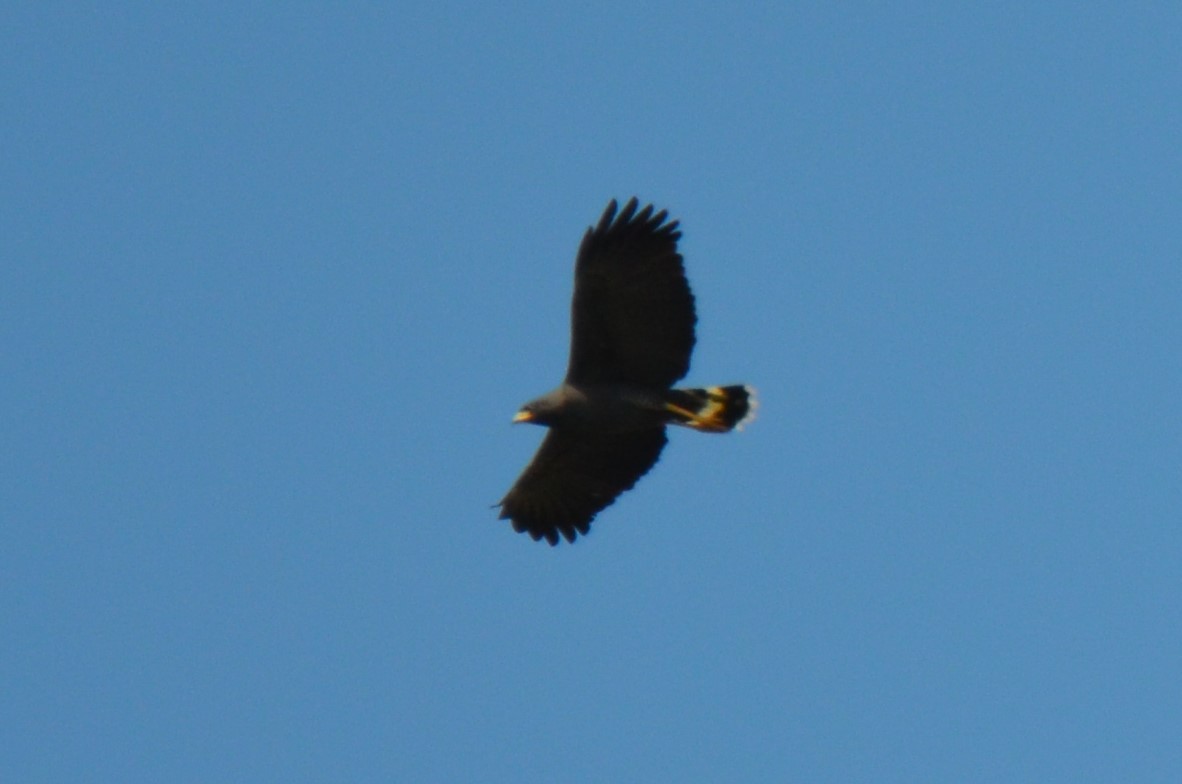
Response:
[4,4,1179,781]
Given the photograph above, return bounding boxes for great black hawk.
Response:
[498,198,755,545]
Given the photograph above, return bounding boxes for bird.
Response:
[497,197,755,545]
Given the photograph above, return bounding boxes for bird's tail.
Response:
[663,385,757,433]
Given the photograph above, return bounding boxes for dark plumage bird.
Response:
[498,198,755,545]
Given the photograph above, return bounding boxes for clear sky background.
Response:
[3,4,1180,782]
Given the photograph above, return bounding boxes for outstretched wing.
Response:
[498,427,668,545]
[565,198,697,387]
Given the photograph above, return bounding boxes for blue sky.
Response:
[3,3,1180,781]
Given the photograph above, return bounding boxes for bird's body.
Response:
[515,383,670,432]
[498,198,754,545]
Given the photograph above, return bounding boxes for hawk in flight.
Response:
[498,198,755,544]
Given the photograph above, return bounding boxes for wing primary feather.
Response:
[597,199,620,233]
[616,197,639,226]
[633,203,654,227]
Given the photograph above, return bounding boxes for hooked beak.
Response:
[512,410,534,424]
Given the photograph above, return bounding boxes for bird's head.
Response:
[512,389,565,426]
